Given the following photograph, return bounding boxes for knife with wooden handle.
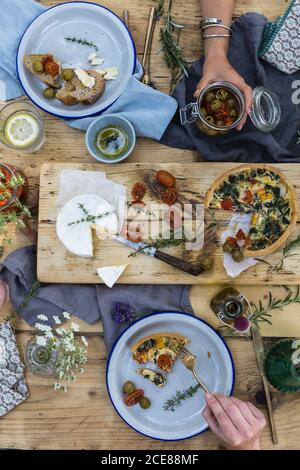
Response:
[251,324,278,445]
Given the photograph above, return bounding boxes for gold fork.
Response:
[175,345,211,393]
[141,7,156,85]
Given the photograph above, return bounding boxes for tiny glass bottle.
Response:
[210,286,253,333]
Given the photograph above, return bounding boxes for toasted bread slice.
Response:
[23,54,61,88]
[56,69,105,106]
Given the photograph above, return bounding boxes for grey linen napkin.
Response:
[0,246,194,353]
[161,13,300,163]
[0,322,28,416]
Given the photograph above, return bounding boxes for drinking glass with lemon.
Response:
[0,102,44,152]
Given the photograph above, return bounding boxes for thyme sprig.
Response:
[218,286,300,337]
[157,0,189,91]
[128,231,186,257]
[64,37,98,51]
[5,280,41,322]
[67,203,114,226]
[163,384,201,411]
[257,234,300,275]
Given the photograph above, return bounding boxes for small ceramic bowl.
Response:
[85,114,136,163]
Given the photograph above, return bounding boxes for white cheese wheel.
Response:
[56,195,118,257]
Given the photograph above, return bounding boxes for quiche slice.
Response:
[204,164,298,257]
[131,333,189,373]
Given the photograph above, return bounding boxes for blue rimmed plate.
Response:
[16,1,136,119]
[106,312,235,441]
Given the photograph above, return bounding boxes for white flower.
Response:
[62,312,71,320]
[81,336,88,347]
[71,322,80,332]
[53,383,61,390]
[53,316,61,325]
[56,327,66,337]
[35,323,52,332]
[45,330,54,339]
[36,336,47,347]
[37,314,48,322]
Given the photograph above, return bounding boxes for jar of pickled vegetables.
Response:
[180,81,281,136]
[0,163,28,212]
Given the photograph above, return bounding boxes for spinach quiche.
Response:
[205,164,298,257]
[131,333,189,373]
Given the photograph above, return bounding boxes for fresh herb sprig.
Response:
[67,203,114,226]
[257,234,300,275]
[163,384,201,411]
[128,231,186,257]
[5,280,40,322]
[64,37,98,52]
[157,0,189,92]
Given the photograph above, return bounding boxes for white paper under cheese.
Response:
[97,265,128,288]
[56,195,118,257]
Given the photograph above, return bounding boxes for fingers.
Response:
[230,397,257,425]
[235,81,252,131]
[204,393,238,436]
[214,394,250,432]
[247,401,267,425]
[194,76,212,98]
[202,406,223,438]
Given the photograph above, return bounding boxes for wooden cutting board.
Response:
[38,162,300,284]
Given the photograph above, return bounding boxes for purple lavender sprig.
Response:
[112,303,136,325]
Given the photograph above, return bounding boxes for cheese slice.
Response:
[96,66,119,80]
[74,68,95,89]
[97,264,128,288]
[56,195,118,257]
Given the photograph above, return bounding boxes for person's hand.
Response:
[202,393,266,450]
[194,53,252,131]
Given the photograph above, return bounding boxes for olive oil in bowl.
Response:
[96,126,128,159]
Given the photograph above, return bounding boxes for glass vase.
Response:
[264,339,300,393]
[25,338,58,378]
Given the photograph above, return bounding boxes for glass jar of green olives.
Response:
[180,81,281,136]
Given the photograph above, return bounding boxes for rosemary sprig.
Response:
[64,37,98,52]
[153,0,165,20]
[163,384,201,411]
[5,280,41,322]
[67,203,114,226]
[218,286,300,337]
[158,0,189,91]
[257,234,300,275]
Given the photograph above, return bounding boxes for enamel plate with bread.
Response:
[17,2,136,118]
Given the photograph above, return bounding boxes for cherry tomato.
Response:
[226,236,238,247]
[156,170,176,188]
[157,354,172,372]
[127,223,144,243]
[44,60,59,77]
[243,190,253,204]
[162,187,178,205]
[236,229,246,241]
[124,389,144,406]
[131,182,146,202]
[220,198,233,210]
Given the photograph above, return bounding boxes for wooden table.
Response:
[1,0,299,451]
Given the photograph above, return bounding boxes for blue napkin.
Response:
[0,0,178,141]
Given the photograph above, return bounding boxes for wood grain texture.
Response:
[38,162,300,285]
[1,0,299,451]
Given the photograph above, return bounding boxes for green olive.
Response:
[205,92,215,103]
[200,107,208,117]
[139,397,151,409]
[227,98,236,109]
[200,257,214,271]
[216,120,224,127]
[231,249,244,263]
[62,68,74,81]
[210,99,222,112]
[43,87,56,99]
[33,61,44,73]
[122,381,136,394]
[222,241,234,253]
[205,116,215,124]
[216,89,228,101]
[229,109,238,119]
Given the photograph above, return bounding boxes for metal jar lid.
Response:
[249,86,281,133]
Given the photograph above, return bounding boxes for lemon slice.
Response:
[4,113,40,148]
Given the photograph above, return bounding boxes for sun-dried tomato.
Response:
[226,236,238,247]
[157,354,172,372]
[156,170,176,188]
[243,190,253,204]
[124,389,144,406]
[44,60,59,77]
[162,187,178,205]
[236,229,246,241]
[131,182,146,202]
[220,198,233,210]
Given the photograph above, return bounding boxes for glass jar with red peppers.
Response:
[0,163,28,212]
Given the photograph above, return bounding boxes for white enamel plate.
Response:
[17,2,136,118]
[106,312,235,441]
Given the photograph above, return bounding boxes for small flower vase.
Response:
[25,338,58,378]
[264,339,300,393]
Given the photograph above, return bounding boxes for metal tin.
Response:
[180,81,281,136]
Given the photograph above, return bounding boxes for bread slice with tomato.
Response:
[131,332,189,373]
[23,54,61,88]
